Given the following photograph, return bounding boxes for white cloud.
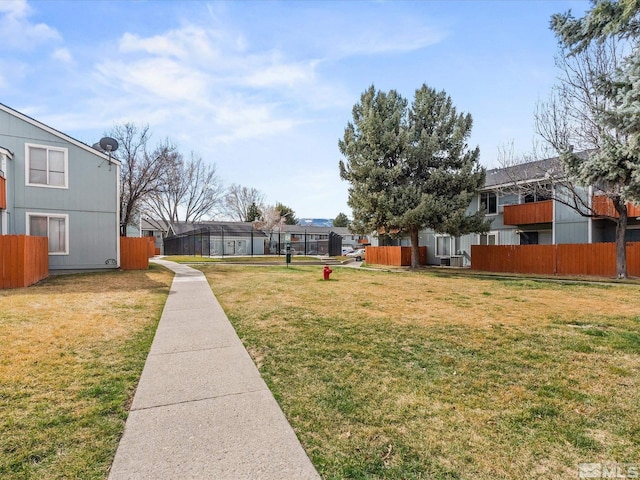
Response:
[0,0,29,16]
[0,0,60,50]
[310,10,447,60]
[120,32,184,58]
[89,20,344,148]
[52,48,74,65]
[95,57,210,103]
[339,27,446,57]
[118,25,234,66]
[211,102,297,143]
[243,61,317,89]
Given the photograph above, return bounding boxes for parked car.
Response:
[346,248,365,261]
[342,247,354,255]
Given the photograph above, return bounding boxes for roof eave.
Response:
[0,103,120,165]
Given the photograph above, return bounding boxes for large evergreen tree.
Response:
[339,84,488,268]
[246,202,262,222]
[548,0,640,277]
[275,202,298,225]
[333,212,350,228]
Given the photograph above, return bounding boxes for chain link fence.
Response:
[163,224,343,257]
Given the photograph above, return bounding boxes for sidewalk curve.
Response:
[108,259,320,480]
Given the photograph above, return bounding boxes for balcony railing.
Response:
[0,176,6,210]
[503,200,553,225]
[591,195,640,218]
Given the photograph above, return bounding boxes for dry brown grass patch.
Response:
[0,266,173,479]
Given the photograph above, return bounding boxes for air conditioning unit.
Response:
[450,256,463,267]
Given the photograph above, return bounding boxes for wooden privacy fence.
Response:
[120,237,154,270]
[0,235,49,288]
[146,237,156,257]
[365,246,427,266]
[471,242,640,277]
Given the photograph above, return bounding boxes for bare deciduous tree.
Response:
[535,41,621,153]
[110,123,178,236]
[143,152,224,228]
[223,184,265,222]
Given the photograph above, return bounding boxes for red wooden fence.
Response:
[365,246,427,266]
[120,237,154,270]
[0,235,49,288]
[146,237,155,258]
[472,242,640,277]
[471,245,556,275]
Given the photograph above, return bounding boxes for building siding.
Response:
[0,106,119,270]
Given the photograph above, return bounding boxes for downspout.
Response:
[116,162,121,268]
[1,148,14,235]
[552,185,557,275]
[588,186,593,244]
[552,185,556,245]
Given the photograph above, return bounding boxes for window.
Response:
[435,235,451,256]
[25,144,68,188]
[524,184,552,203]
[519,231,539,245]
[27,213,69,254]
[480,192,498,215]
[479,233,498,246]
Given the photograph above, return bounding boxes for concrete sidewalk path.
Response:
[108,259,320,480]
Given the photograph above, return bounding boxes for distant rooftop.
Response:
[484,150,593,189]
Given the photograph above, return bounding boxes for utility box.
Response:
[450,256,464,267]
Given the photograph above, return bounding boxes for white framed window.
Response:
[435,235,452,256]
[26,212,69,255]
[0,151,7,177]
[25,143,68,188]
[523,184,552,203]
[480,192,498,215]
[479,232,498,246]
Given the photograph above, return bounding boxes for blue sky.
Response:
[0,0,589,219]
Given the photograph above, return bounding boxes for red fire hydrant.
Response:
[323,265,333,281]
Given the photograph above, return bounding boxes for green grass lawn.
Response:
[200,265,640,480]
[0,265,173,479]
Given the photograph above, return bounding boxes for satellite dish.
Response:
[99,137,119,152]
[97,137,118,171]
[92,142,102,150]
